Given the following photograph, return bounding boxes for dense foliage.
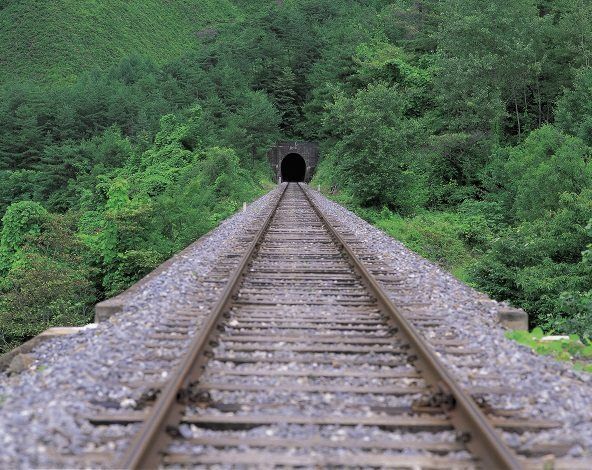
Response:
[1,0,591,350]
[308,0,592,336]
[0,0,239,83]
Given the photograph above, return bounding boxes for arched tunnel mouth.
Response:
[281,153,306,182]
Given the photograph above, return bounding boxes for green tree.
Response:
[556,67,592,146]
[0,201,49,272]
[269,67,299,135]
[471,191,592,329]
[323,83,428,213]
[0,210,95,351]
[222,91,280,164]
[482,125,592,222]
[435,0,542,139]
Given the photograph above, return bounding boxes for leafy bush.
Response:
[78,113,268,298]
[322,83,429,213]
[555,292,592,339]
[0,201,49,272]
[470,191,592,329]
[0,251,94,351]
[0,211,95,352]
[556,67,592,147]
[507,328,592,373]
[371,208,492,280]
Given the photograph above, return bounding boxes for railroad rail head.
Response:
[116,185,289,469]
[107,182,530,469]
[299,183,522,470]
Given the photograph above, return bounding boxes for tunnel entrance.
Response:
[281,153,306,182]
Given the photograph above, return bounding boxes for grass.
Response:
[370,210,482,282]
[317,183,592,373]
[507,328,592,373]
[310,154,488,283]
[0,0,240,83]
[314,184,484,283]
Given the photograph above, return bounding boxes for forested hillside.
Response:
[0,0,239,82]
[1,0,591,352]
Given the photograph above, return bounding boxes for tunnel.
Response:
[280,153,306,182]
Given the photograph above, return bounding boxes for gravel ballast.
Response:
[309,186,592,457]
[0,187,282,468]
[0,183,591,467]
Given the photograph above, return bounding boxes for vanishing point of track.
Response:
[91,183,560,468]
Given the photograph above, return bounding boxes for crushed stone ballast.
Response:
[0,184,591,469]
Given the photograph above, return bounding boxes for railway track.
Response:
[88,183,581,468]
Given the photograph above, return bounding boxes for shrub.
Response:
[370,208,492,280]
[0,211,96,352]
[0,200,49,272]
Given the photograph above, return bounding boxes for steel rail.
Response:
[299,183,522,470]
[116,184,289,469]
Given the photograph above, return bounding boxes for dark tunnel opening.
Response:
[281,153,306,182]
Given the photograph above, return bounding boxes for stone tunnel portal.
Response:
[281,153,306,182]
[267,142,319,183]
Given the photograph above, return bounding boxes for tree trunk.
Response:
[514,96,521,138]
